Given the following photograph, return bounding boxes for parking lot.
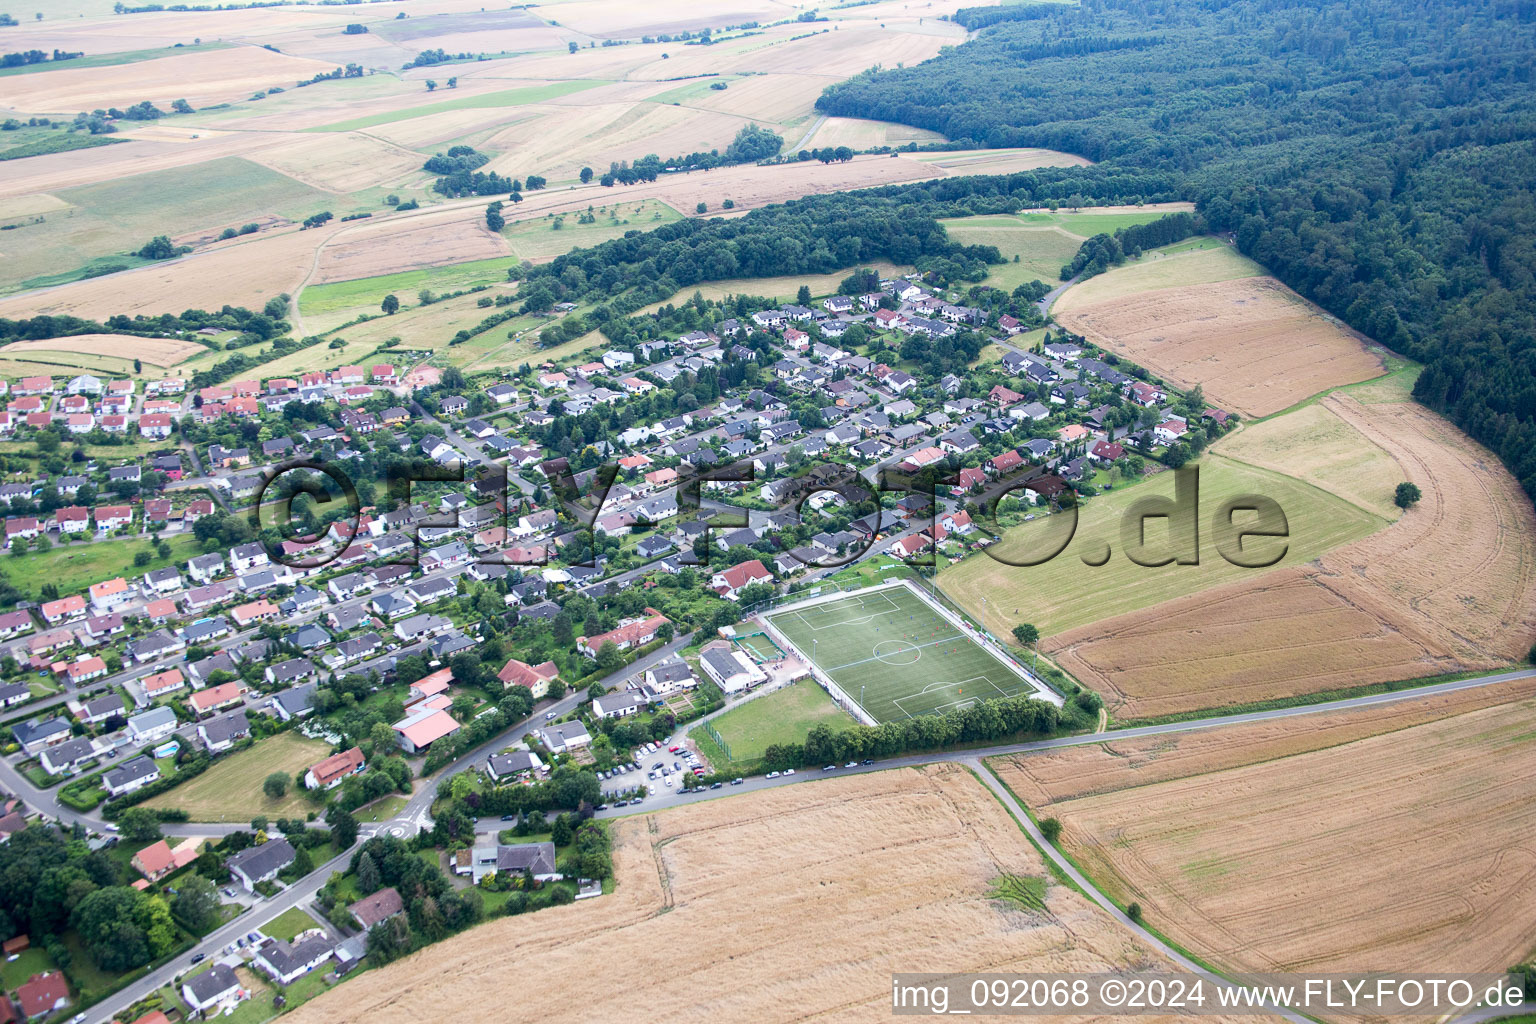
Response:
[596,739,715,808]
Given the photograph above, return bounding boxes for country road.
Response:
[68,656,1536,1023]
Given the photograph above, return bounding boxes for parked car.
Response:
[190,953,206,965]
[766,771,780,779]
[844,761,858,768]
[731,777,744,786]
[710,781,723,789]
[783,769,795,776]
[544,710,557,720]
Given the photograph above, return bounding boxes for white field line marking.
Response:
[826,632,965,673]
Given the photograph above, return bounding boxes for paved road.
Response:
[789,114,828,154]
[78,656,1536,1023]
[76,632,695,1024]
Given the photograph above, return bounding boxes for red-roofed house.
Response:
[371,364,397,384]
[63,656,108,684]
[131,838,197,880]
[497,658,559,698]
[65,413,94,434]
[392,708,460,754]
[1154,417,1188,444]
[94,505,132,533]
[5,517,38,547]
[1126,381,1166,406]
[987,450,1024,475]
[14,972,69,1020]
[890,533,931,559]
[53,505,88,535]
[1090,440,1127,463]
[89,577,132,613]
[142,667,185,696]
[332,365,364,385]
[577,610,669,657]
[899,446,946,471]
[951,466,987,495]
[188,682,247,717]
[989,384,1024,408]
[304,747,365,790]
[1058,424,1091,445]
[138,413,173,439]
[710,559,772,600]
[39,595,86,625]
[939,509,974,535]
[143,598,178,623]
[14,376,53,396]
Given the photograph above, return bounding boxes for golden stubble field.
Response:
[1047,393,1536,718]
[1054,268,1386,418]
[0,333,204,367]
[993,678,1536,978]
[284,765,1272,1024]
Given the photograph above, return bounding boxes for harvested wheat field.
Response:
[1055,274,1385,418]
[285,765,1261,1024]
[246,133,425,193]
[803,115,948,151]
[1212,402,1405,519]
[0,334,204,367]
[1020,689,1536,977]
[525,0,786,39]
[311,208,511,284]
[992,674,1536,808]
[0,46,342,113]
[1047,394,1536,719]
[0,219,351,321]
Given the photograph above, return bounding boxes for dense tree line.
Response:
[0,304,284,344]
[760,691,1060,770]
[598,124,785,185]
[814,0,1536,500]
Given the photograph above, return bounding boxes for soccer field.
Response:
[764,584,1041,723]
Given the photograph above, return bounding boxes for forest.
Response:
[812,0,1536,500]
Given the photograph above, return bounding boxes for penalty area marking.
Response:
[890,675,1015,718]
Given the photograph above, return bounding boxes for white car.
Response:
[766,771,780,779]
[664,777,674,787]
[783,769,795,776]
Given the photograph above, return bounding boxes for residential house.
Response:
[226,836,295,891]
[198,710,249,753]
[304,747,365,790]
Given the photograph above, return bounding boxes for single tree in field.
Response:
[381,293,399,314]
[695,201,707,214]
[447,76,457,88]
[797,284,812,305]
[263,772,289,800]
[1039,816,1062,843]
[579,166,593,183]
[1394,481,1422,509]
[1013,622,1041,670]
[425,79,437,91]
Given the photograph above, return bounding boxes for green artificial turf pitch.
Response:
[765,584,1034,723]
